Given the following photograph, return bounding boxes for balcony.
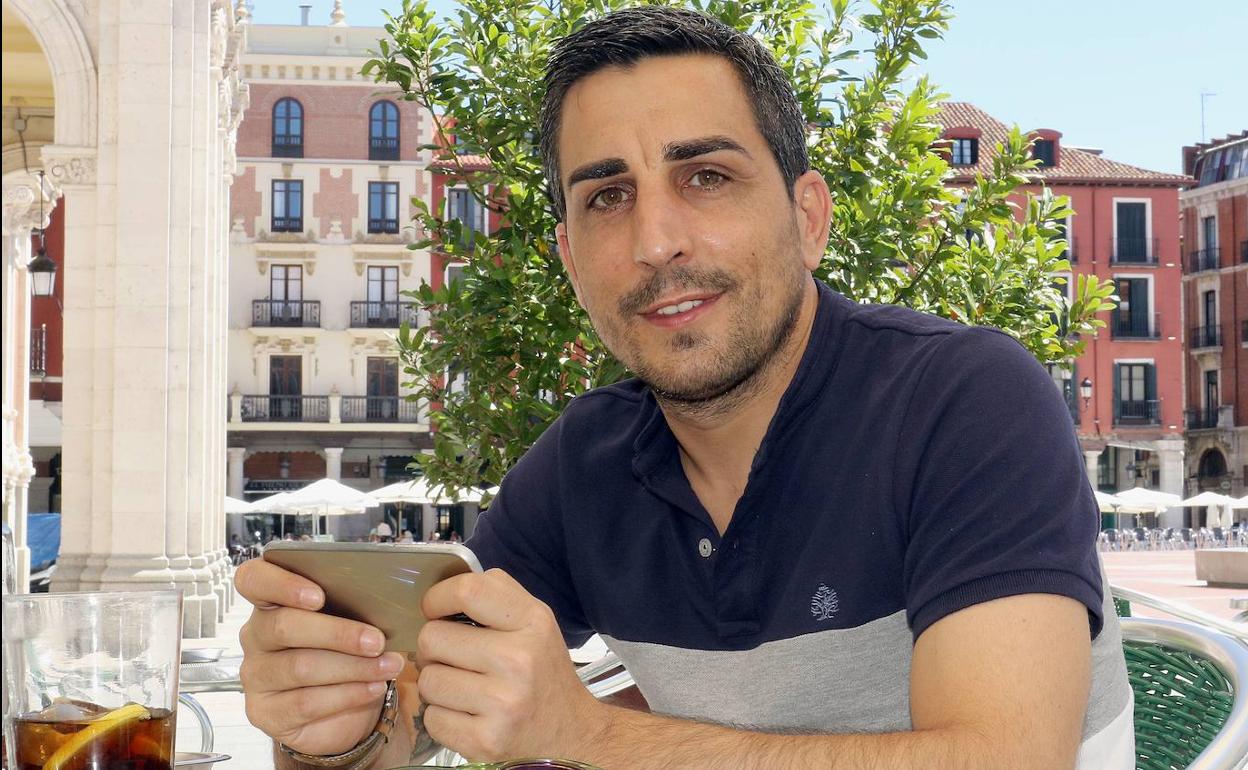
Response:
[369,137,399,161]
[252,300,321,328]
[30,324,46,375]
[240,395,329,423]
[1185,407,1220,430]
[272,136,303,158]
[349,301,421,328]
[1189,324,1223,350]
[341,396,420,423]
[1188,247,1220,273]
[1110,312,1160,340]
[367,218,400,234]
[271,216,303,233]
[1115,399,1160,426]
[1111,237,1159,265]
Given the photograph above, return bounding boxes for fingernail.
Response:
[367,681,387,696]
[299,588,322,608]
[378,653,403,675]
[360,630,385,655]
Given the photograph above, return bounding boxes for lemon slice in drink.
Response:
[42,702,150,770]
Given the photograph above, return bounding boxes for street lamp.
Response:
[1080,377,1093,407]
[28,171,57,299]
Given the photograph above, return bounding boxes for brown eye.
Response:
[589,187,629,210]
[689,169,727,188]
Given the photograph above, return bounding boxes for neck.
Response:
[658,279,820,526]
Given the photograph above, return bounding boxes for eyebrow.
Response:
[565,135,752,188]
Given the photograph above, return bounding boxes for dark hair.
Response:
[539,5,810,221]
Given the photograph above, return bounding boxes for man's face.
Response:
[554,54,824,405]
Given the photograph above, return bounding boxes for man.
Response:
[236,7,1134,769]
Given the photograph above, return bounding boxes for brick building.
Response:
[935,104,1192,525]
[226,9,482,541]
[1179,131,1248,518]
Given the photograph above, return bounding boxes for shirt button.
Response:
[698,538,714,558]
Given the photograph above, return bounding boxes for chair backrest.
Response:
[1119,617,1248,770]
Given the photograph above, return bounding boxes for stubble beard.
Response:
[597,234,810,421]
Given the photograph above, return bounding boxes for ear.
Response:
[792,170,832,272]
[555,221,584,304]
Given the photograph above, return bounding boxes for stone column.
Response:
[1,173,52,593]
[228,447,246,499]
[1157,440,1186,528]
[324,447,344,480]
[1082,449,1102,490]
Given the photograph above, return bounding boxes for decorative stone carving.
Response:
[42,149,97,187]
[1,174,57,236]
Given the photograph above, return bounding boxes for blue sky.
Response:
[251,1,1247,174]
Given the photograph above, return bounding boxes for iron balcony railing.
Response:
[340,396,421,423]
[272,135,303,158]
[349,301,420,328]
[1111,237,1159,265]
[240,395,329,423]
[1189,247,1221,273]
[1189,324,1223,349]
[369,137,399,161]
[30,324,47,375]
[1185,408,1220,430]
[367,217,400,234]
[252,300,321,328]
[1115,399,1160,426]
[1110,312,1161,340]
[271,216,303,233]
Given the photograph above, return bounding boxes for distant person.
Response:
[398,530,414,544]
[376,518,394,543]
[447,529,462,543]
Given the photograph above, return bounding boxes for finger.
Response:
[246,605,386,656]
[417,663,496,715]
[415,620,509,674]
[250,681,386,740]
[235,558,324,611]
[421,569,537,631]
[423,703,493,761]
[243,649,404,693]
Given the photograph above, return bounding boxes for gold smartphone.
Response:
[262,540,483,652]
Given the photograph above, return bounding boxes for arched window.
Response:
[272,98,304,158]
[369,101,400,161]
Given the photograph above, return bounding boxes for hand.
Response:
[414,569,606,762]
[235,558,407,756]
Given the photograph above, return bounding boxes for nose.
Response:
[631,183,693,270]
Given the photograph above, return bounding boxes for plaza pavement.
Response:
[185,550,1246,768]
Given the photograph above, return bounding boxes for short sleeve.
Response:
[894,327,1104,641]
[466,418,595,648]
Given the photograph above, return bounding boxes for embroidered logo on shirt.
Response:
[810,584,839,621]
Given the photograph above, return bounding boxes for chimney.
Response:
[299,4,312,25]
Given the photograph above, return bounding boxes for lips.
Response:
[639,292,721,328]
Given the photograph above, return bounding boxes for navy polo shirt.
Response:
[468,280,1131,742]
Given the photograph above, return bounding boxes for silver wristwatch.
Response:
[279,680,399,769]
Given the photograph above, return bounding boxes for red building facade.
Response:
[936,104,1191,522]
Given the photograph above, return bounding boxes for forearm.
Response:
[578,704,1015,770]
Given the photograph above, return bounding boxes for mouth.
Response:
[638,292,721,328]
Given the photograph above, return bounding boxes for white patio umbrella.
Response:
[224,495,251,514]
[1177,491,1235,528]
[1094,490,1124,513]
[270,478,376,537]
[367,478,484,506]
[1229,495,1248,509]
[1113,487,1180,511]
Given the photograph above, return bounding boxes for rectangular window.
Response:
[950,138,978,166]
[268,265,304,326]
[270,355,303,421]
[1056,218,1072,261]
[447,188,487,249]
[367,357,399,398]
[368,182,400,233]
[367,266,398,304]
[1202,215,1217,250]
[1033,139,1056,167]
[1113,278,1151,337]
[1205,370,1219,411]
[1114,362,1156,424]
[444,263,466,288]
[272,180,303,232]
[1114,201,1148,262]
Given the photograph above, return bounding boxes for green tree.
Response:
[365,0,1116,493]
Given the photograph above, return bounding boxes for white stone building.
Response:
[2,0,246,636]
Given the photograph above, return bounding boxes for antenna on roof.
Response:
[1200,91,1216,143]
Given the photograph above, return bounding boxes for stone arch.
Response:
[5,0,96,148]
[1197,447,1228,482]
